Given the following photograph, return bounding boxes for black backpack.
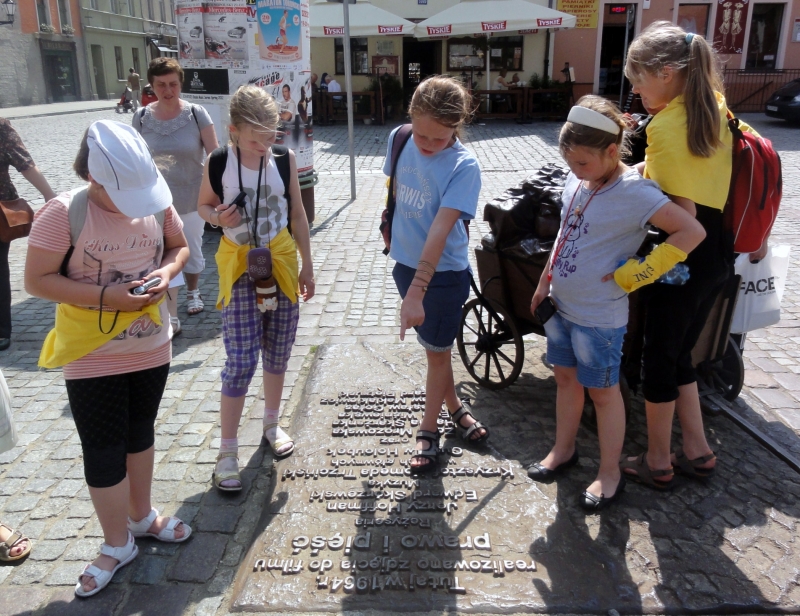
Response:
[207,145,293,236]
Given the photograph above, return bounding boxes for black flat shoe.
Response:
[527,449,579,483]
[580,476,626,512]
[0,338,9,351]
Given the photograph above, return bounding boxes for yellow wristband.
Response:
[613,243,688,293]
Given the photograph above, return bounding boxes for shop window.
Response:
[677,3,710,37]
[746,3,784,69]
[37,0,49,25]
[132,48,140,75]
[488,36,523,71]
[57,0,70,26]
[447,38,485,71]
[335,38,370,75]
[115,46,124,80]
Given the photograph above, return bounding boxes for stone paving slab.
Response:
[0,112,798,614]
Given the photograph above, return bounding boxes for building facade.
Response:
[554,0,800,106]
[0,0,92,107]
[80,0,178,101]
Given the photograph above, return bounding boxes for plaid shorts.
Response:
[220,274,300,397]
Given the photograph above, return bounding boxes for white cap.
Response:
[567,106,621,135]
[87,120,172,219]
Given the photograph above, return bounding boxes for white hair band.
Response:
[567,106,620,135]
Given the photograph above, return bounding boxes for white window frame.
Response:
[57,0,72,26]
[37,0,52,25]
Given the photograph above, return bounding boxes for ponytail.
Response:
[684,34,724,157]
[625,21,724,158]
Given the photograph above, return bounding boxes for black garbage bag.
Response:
[483,163,568,251]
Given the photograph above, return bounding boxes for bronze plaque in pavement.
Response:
[230,342,549,612]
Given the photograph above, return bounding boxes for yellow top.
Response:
[644,92,736,210]
[215,227,299,309]
[38,301,163,369]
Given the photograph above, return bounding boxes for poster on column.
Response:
[176,1,206,60]
[713,0,750,54]
[203,2,252,67]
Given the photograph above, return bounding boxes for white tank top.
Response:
[221,145,289,247]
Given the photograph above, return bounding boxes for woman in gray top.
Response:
[134,57,219,334]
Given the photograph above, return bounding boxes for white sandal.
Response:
[186,289,204,315]
[127,507,192,543]
[74,531,138,597]
[264,423,295,458]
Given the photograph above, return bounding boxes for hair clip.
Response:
[685,33,695,44]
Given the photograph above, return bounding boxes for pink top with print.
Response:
[29,190,184,379]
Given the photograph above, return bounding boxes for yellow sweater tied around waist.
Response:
[215,227,299,309]
[38,301,163,369]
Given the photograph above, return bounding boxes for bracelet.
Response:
[211,210,221,228]
[416,265,435,276]
[410,283,428,293]
[413,272,432,281]
[418,260,436,271]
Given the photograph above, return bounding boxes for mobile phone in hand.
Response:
[132,277,163,295]
[534,296,557,325]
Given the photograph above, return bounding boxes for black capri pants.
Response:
[65,363,170,488]
[641,205,734,403]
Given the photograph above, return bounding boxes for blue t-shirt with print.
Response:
[383,126,481,272]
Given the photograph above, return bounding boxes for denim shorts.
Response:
[393,263,470,352]
[544,312,625,388]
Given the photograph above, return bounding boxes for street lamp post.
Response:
[0,0,18,26]
[327,0,357,201]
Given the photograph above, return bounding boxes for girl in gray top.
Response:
[134,57,219,334]
[528,96,705,511]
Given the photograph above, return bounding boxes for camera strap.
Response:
[236,146,264,248]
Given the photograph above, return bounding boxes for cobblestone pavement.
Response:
[0,111,798,615]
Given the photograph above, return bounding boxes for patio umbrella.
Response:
[414,0,576,38]
[309,0,416,37]
[415,0,576,93]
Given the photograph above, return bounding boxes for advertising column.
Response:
[176,0,316,222]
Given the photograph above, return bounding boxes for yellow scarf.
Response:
[215,227,298,309]
[38,301,163,369]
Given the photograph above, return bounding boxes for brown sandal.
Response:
[0,523,32,561]
[620,453,674,491]
[673,448,716,479]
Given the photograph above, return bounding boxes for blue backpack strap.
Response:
[271,144,292,237]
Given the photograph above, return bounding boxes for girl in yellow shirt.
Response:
[619,22,738,490]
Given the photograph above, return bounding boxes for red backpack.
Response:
[723,114,782,253]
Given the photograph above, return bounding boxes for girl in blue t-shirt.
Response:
[384,76,489,474]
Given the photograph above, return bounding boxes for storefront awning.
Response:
[309,0,416,37]
[415,0,576,38]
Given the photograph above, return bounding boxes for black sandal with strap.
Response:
[410,430,440,475]
[448,399,489,445]
[673,447,716,479]
[620,452,674,491]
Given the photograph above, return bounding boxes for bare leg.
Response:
[220,394,246,441]
[263,370,293,455]
[127,447,185,538]
[439,350,486,440]
[81,480,130,593]
[263,370,285,412]
[539,365,583,469]
[411,349,453,470]
[586,385,624,497]
[623,398,675,482]
[167,288,178,319]
[185,272,200,293]
[673,382,715,468]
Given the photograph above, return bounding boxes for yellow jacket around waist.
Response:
[38,301,163,369]
[215,227,298,309]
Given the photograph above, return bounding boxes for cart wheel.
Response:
[712,335,745,401]
[580,373,632,432]
[457,298,524,390]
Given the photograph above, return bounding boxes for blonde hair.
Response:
[228,85,280,146]
[559,95,626,158]
[625,21,723,158]
[408,76,472,139]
